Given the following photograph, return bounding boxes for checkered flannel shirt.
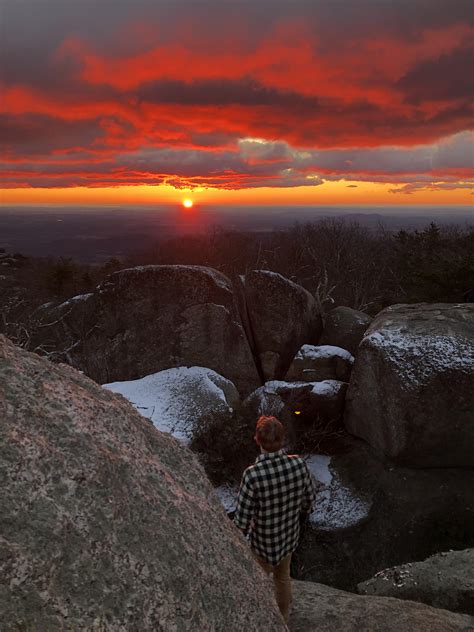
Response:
[234,449,316,565]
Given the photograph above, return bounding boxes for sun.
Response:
[182,198,193,208]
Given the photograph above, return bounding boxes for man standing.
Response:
[234,415,316,624]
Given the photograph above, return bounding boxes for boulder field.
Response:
[0,335,286,631]
[31,265,261,396]
[30,265,325,397]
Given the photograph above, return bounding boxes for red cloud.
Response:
[1,1,473,191]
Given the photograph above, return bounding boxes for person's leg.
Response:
[272,553,292,623]
[252,552,292,623]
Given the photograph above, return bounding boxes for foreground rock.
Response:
[293,438,474,591]
[242,270,322,380]
[0,336,285,631]
[290,580,474,632]
[358,549,474,616]
[285,344,354,382]
[31,265,260,396]
[104,366,240,444]
[344,303,474,467]
[319,306,372,355]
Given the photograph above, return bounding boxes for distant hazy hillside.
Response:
[1,205,472,263]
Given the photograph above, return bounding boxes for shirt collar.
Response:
[256,449,286,462]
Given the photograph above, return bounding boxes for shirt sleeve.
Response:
[233,469,256,532]
[301,462,316,514]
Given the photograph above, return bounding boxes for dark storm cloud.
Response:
[397,46,474,103]
[137,78,317,108]
[0,114,108,154]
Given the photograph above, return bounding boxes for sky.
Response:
[1,0,473,207]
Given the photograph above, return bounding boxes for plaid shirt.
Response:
[234,450,316,565]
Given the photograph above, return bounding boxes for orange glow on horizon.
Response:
[1,181,471,207]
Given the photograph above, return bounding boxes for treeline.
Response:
[1,221,473,335]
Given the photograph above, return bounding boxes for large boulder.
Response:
[242,270,322,381]
[285,344,354,382]
[0,336,286,631]
[344,303,474,467]
[289,580,474,632]
[104,366,240,443]
[358,549,474,616]
[319,306,373,355]
[31,265,261,396]
[293,438,474,591]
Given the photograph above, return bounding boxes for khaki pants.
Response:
[253,552,292,623]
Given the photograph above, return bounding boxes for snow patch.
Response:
[305,454,332,485]
[312,481,371,530]
[305,454,371,530]
[104,366,237,444]
[297,344,354,363]
[311,380,346,397]
[214,484,239,513]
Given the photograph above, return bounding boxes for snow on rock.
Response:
[346,304,474,467]
[296,344,354,364]
[310,380,346,398]
[57,293,94,308]
[286,344,354,382]
[243,383,286,417]
[104,366,239,444]
[305,454,371,530]
[305,454,332,485]
[364,330,474,390]
[215,484,239,513]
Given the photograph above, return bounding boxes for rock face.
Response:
[293,438,474,591]
[32,265,260,396]
[242,270,322,381]
[344,303,474,467]
[285,344,354,382]
[0,336,286,631]
[319,306,372,355]
[289,580,474,632]
[104,366,240,444]
[358,549,474,616]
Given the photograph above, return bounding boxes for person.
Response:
[234,415,316,624]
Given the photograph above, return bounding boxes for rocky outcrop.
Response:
[104,366,240,444]
[285,344,354,382]
[358,549,474,616]
[319,306,372,355]
[242,270,322,381]
[344,303,474,467]
[31,265,260,396]
[0,336,286,631]
[293,438,474,591]
[289,580,474,632]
